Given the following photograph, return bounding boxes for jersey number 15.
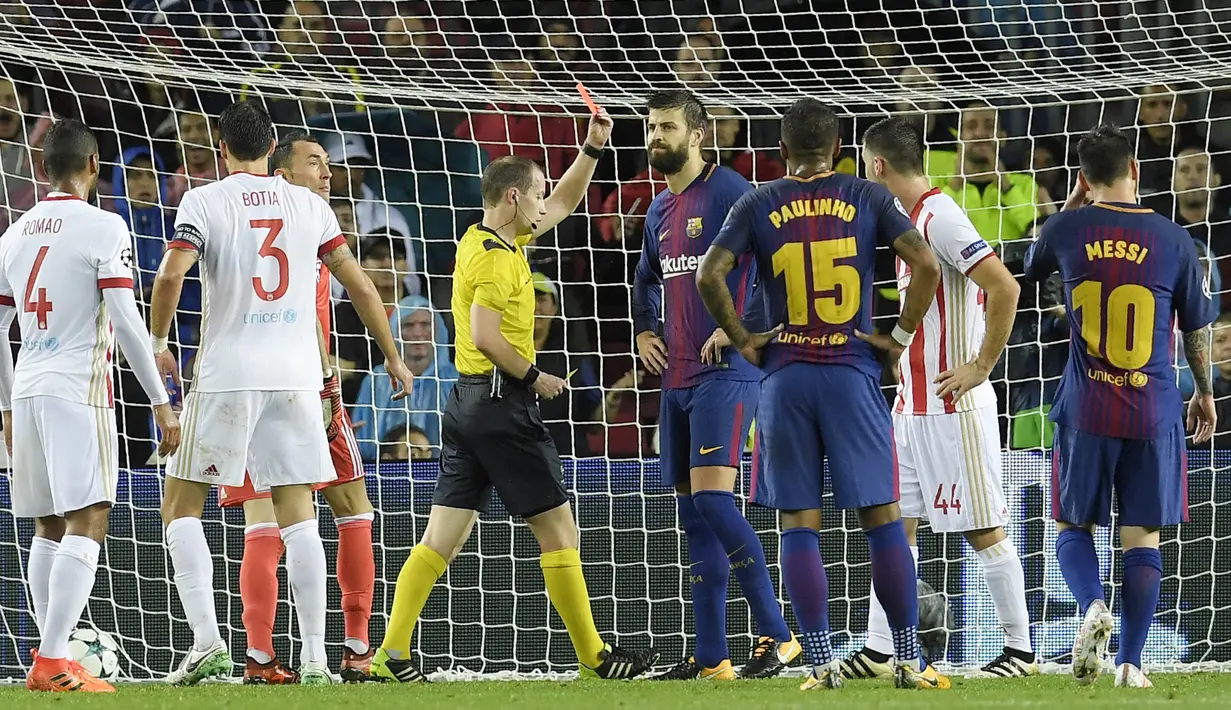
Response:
[251,219,288,302]
[773,238,860,326]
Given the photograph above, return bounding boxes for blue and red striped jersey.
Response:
[713,171,915,378]
[633,163,759,390]
[1023,202,1216,439]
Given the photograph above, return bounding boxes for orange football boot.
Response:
[27,655,115,693]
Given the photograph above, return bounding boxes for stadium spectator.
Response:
[1144,148,1229,303]
[165,109,224,206]
[535,16,599,86]
[1000,261,1068,449]
[529,273,604,457]
[890,66,957,148]
[672,34,726,90]
[127,0,272,61]
[351,295,458,462]
[925,100,1053,245]
[1132,84,1201,199]
[0,76,36,219]
[853,28,905,80]
[238,0,364,128]
[705,106,785,182]
[375,10,432,80]
[318,132,417,292]
[1030,136,1069,212]
[334,236,409,402]
[1207,315,1231,448]
[113,147,173,288]
[378,423,433,462]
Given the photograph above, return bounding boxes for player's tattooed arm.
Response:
[696,245,748,347]
[892,228,941,335]
[322,241,358,274]
[1184,327,1214,396]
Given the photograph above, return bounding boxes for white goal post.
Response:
[0,0,1229,679]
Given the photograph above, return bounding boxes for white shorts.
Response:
[894,404,1008,533]
[10,396,118,518]
[166,390,332,491]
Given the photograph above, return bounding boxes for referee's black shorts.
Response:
[434,373,569,518]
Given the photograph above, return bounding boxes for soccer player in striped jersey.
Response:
[633,89,801,680]
[1024,124,1217,688]
[216,130,378,684]
[842,117,1035,679]
[698,98,949,690]
[0,119,180,692]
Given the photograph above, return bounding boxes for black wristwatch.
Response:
[522,366,541,386]
[582,143,604,160]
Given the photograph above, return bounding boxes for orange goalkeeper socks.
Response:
[541,548,605,669]
[240,524,283,661]
[336,514,376,652]
[383,544,447,659]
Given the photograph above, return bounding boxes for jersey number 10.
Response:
[251,219,288,301]
[772,238,860,326]
[1071,279,1156,370]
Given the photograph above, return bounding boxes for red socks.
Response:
[335,514,375,651]
[240,523,283,660]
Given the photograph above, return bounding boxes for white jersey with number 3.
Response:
[171,172,344,393]
[0,193,135,407]
[895,188,998,415]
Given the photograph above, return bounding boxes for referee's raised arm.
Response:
[529,107,613,238]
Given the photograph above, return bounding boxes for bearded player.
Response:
[1024,124,1216,688]
[842,116,1035,678]
[633,89,801,680]
[215,130,377,684]
[152,102,412,686]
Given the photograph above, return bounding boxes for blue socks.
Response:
[677,495,729,668]
[1056,527,1105,614]
[692,490,792,642]
[780,527,834,669]
[1117,547,1161,668]
[866,519,922,665]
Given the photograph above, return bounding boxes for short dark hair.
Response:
[42,118,98,181]
[360,234,407,263]
[863,116,925,176]
[1077,123,1134,186]
[645,89,707,132]
[218,101,273,162]
[270,129,318,172]
[480,155,541,207]
[330,196,354,211]
[781,98,838,157]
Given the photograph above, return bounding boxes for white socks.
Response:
[166,517,221,652]
[40,535,100,659]
[978,539,1032,654]
[27,536,59,636]
[282,519,327,666]
[865,545,918,656]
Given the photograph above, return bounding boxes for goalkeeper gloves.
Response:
[322,372,343,441]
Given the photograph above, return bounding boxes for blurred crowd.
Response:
[2,0,1231,465]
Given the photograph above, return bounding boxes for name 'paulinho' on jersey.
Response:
[634,163,759,389]
[713,171,916,378]
[0,193,135,408]
[170,172,345,393]
[1023,202,1217,439]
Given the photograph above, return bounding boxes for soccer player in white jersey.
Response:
[844,117,1037,677]
[0,119,180,693]
[150,102,412,686]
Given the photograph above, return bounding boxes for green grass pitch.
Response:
[3,675,1231,709]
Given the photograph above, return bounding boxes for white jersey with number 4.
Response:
[894,188,998,416]
[0,193,135,407]
[172,172,344,393]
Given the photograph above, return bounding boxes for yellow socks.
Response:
[382,544,447,658]
[540,548,605,668]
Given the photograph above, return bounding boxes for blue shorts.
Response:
[1051,422,1188,528]
[658,379,758,487]
[751,363,897,511]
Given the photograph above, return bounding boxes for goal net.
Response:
[1,0,1230,680]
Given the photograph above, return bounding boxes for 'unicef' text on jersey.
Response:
[713,172,916,378]
[171,173,345,393]
[1023,203,1217,439]
[634,164,761,390]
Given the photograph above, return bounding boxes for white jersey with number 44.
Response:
[171,172,344,393]
[895,188,998,416]
[0,193,136,408]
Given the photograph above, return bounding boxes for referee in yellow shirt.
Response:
[371,107,659,681]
